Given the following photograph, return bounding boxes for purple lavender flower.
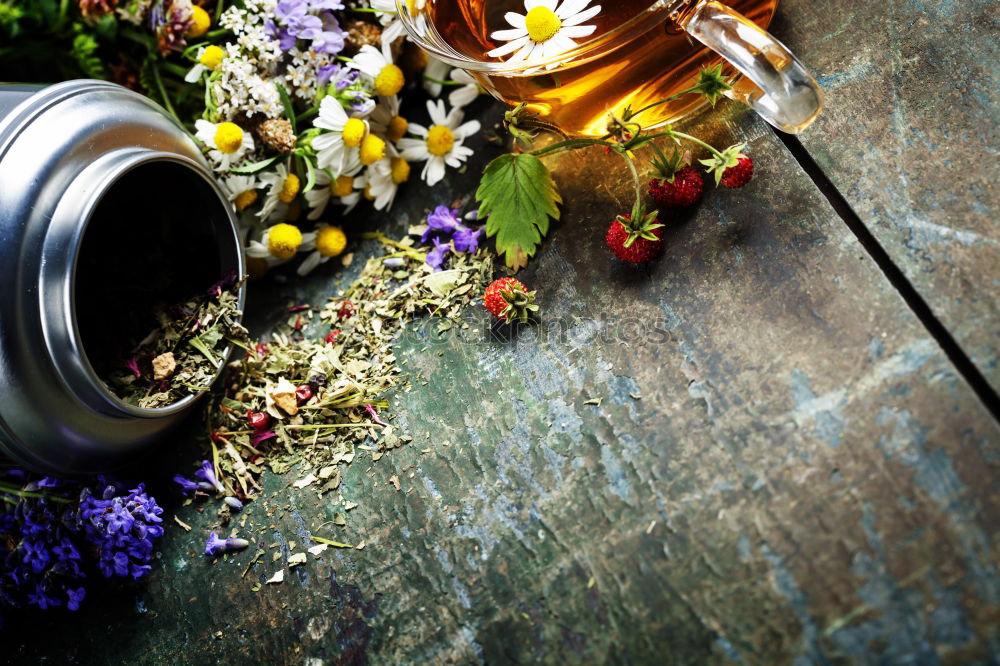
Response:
[194,460,224,493]
[173,474,200,495]
[66,586,86,611]
[313,12,345,54]
[204,532,250,556]
[422,206,463,242]
[224,497,244,511]
[426,237,450,271]
[317,63,340,86]
[452,226,483,253]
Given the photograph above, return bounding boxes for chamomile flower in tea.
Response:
[487,0,601,68]
[398,99,480,186]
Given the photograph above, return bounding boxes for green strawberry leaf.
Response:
[476,153,562,271]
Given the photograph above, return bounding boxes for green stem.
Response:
[422,75,462,87]
[204,28,232,40]
[310,536,353,548]
[529,137,614,158]
[626,85,701,121]
[151,64,182,125]
[350,6,397,13]
[665,130,725,160]
[616,148,644,218]
[0,483,72,503]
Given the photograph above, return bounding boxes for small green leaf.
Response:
[230,155,280,174]
[476,153,561,270]
[275,81,297,134]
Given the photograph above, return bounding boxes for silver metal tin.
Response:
[0,80,245,475]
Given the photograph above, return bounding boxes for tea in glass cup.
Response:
[400,0,823,137]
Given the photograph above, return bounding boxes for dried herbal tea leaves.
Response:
[103,273,249,408]
[205,245,493,500]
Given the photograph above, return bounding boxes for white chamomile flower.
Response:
[487,0,600,69]
[297,224,348,276]
[448,68,481,108]
[257,163,301,222]
[368,95,410,144]
[351,41,406,98]
[312,96,369,176]
[221,174,260,215]
[397,99,481,186]
[364,153,411,211]
[305,153,364,219]
[195,119,255,171]
[184,45,226,83]
[246,223,316,267]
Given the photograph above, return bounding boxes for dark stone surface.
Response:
[10,13,1000,662]
[773,0,1000,390]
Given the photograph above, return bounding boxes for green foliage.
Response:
[476,153,562,270]
[71,29,107,80]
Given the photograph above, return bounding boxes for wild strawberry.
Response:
[605,207,665,263]
[247,410,270,430]
[649,166,704,208]
[295,385,313,405]
[483,277,539,323]
[700,142,754,188]
[719,155,754,188]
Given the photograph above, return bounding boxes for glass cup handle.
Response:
[679,0,823,133]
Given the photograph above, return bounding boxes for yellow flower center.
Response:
[330,175,354,198]
[525,6,562,43]
[278,173,300,203]
[214,122,244,154]
[186,5,211,38]
[406,0,419,14]
[374,64,405,97]
[234,189,257,211]
[267,223,303,260]
[390,157,410,185]
[363,186,375,201]
[316,226,347,258]
[199,45,225,69]
[426,125,454,156]
[359,134,386,165]
[387,115,409,143]
[341,118,367,148]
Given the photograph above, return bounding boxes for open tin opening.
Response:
[71,158,244,416]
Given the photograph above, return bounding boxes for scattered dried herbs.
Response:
[205,240,493,504]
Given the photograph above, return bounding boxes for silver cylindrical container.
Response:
[0,80,245,475]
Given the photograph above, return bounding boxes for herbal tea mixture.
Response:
[172,231,493,541]
[102,273,250,408]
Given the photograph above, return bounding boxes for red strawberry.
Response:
[649,166,704,208]
[719,155,754,188]
[605,207,665,263]
[483,277,539,323]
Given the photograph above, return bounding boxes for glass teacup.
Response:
[398,0,823,137]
